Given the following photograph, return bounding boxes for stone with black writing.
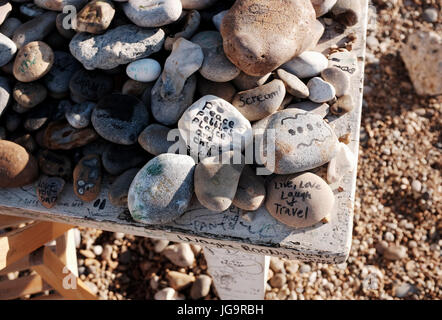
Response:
[0,18,22,38]
[321,67,350,97]
[164,9,200,51]
[276,69,309,99]
[43,120,98,150]
[220,0,316,76]
[13,82,47,109]
[282,51,328,79]
[23,103,54,131]
[34,0,87,11]
[69,25,165,70]
[126,58,161,83]
[123,0,182,28]
[65,101,96,129]
[232,165,266,211]
[75,0,115,34]
[43,51,81,99]
[92,94,149,145]
[0,140,39,188]
[181,0,217,9]
[161,38,203,99]
[0,76,11,117]
[108,168,139,207]
[102,143,148,175]
[307,77,336,103]
[36,175,65,208]
[232,79,286,121]
[191,31,240,83]
[263,109,338,174]
[178,95,252,158]
[138,124,176,156]
[0,32,16,67]
[328,50,359,76]
[151,74,196,126]
[69,69,113,102]
[286,101,329,118]
[13,41,54,82]
[73,154,102,202]
[12,11,57,49]
[265,172,334,228]
[194,151,245,212]
[38,149,72,177]
[311,0,337,17]
[128,153,196,224]
[197,76,236,103]
[330,94,354,115]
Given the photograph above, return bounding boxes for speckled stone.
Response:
[263,109,338,174]
[12,82,47,109]
[123,0,182,28]
[232,165,266,211]
[36,176,65,208]
[38,149,72,177]
[102,143,148,175]
[13,41,54,82]
[282,51,328,79]
[197,76,236,103]
[92,94,149,145]
[43,120,98,150]
[138,124,176,156]
[65,101,96,129]
[108,168,139,207]
[69,69,113,102]
[128,154,196,224]
[73,154,102,202]
[0,32,17,67]
[276,69,309,98]
[266,172,334,228]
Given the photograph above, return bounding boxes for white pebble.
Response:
[126,58,162,82]
[282,51,328,78]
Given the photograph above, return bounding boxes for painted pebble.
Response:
[36,176,65,208]
[128,154,196,224]
[73,154,102,202]
[13,41,54,82]
[266,172,334,228]
[126,59,161,83]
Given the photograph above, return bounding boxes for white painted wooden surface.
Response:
[0,1,368,268]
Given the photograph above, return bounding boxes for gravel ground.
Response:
[13,1,441,300]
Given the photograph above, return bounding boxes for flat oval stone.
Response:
[307,77,336,103]
[43,120,98,150]
[126,58,161,83]
[108,168,139,206]
[151,74,196,126]
[128,153,196,224]
[92,94,150,145]
[0,18,22,38]
[232,165,266,211]
[178,95,252,158]
[194,151,244,212]
[0,32,17,67]
[197,76,236,103]
[123,0,182,27]
[231,79,286,121]
[328,50,359,76]
[220,0,316,76]
[138,123,175,156]
[265,172,334,228]
[232,71,271,91]
[36,176,65,208]
[276,69,309,98]
[13,82,47,109]
[38,149,72,177]
[65,101,96,129]
[263,109,338,174]
[0,140,39,188]
[69,24,165,70]
[43,51,81,99]
[181,0,217,10]
[69,69,113,102]
[73,154,102,202]
[282,51,328,79]
[75,0,115,34]
[321,67,350,97]
[0,76,11,117]
[12,11,57,49]
[191,31,240,82]
[13,41,54,82]
[102,143,148,175]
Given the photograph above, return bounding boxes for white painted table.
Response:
[0,1,368,300]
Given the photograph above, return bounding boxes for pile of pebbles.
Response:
[0,0,361,231]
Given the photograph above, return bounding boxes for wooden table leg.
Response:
[203,247,270,300]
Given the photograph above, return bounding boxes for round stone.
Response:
[65,101,96,129]
[138,124,176,156]
[321,67,350,97]
[69,69,113,102]
[13,41,54,82]
[263,109,339,174]
[108,168,139,207]
[190,275,212,300]
[282,51,328,79]
[73,154,102,202]
[232,165,266,211]
[191,31,240,82]
[307,77,336,103]
[127,154,196,224]
[43,120,98,150]
[0,32,17,67]
[422,8,438,23]
[102,143,148,175]
[13,82,47,109]
[197,76,236,103]
[123,0,182,28]
[265,172,335,228]
[38,149,72,177]
[276,69,309,98]
[75,0,115,34]
[231,79,286,121]
[126,58,161,83]
[220,0,316,76]
[36,176,65,208]
[0,140,39,188]
[92,94,150,145]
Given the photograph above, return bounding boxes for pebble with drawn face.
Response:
[73,154,102,202]
[36,175,65,208]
